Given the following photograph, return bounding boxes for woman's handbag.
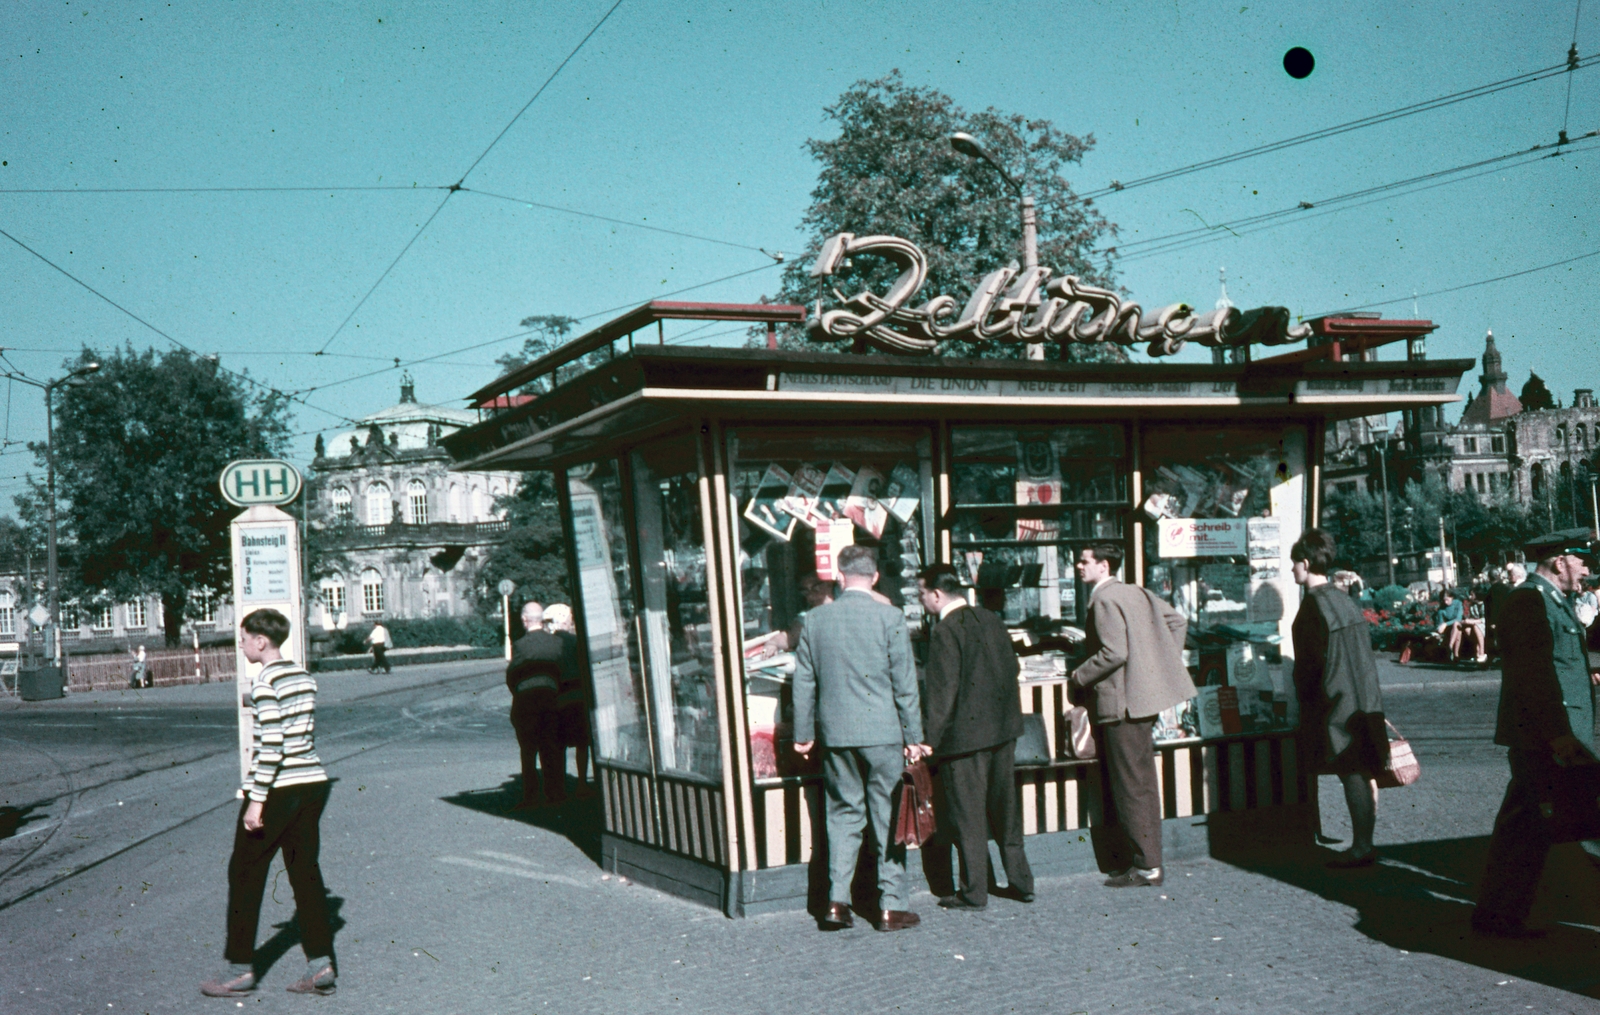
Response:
[1375,720,1421,788]
[894,759,937,847]
[1061,705,1097,760]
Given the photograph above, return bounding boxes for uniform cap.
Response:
[1523,528,1599,567]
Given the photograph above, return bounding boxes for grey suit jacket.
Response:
[1071,579,1195,722]
[792,588,924,748]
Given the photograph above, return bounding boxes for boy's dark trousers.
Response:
[225,782,334,965]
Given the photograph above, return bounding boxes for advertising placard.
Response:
[1158,518,1248,557]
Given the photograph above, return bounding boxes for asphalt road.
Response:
[2,661,1598,1015]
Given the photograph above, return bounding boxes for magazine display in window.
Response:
[728,428,933,781]
[743,463,796,541]
[1140,426,1307,739]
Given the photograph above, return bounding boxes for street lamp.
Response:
[1372,423,1397,588]
[6,361,102,668]
[950,131,1042,360]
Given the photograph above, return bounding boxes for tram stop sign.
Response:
[220,459,303,508]
[497,580,517,598]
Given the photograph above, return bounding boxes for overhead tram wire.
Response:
[312,0,626,357]
[292,258,784,398]
[0,224,361,427]
[458,187,780,256]
[1565,1,1585,138]
[1083,50,1600,200]
[1306,246,1600,318]
[0,185,442,195]
[1114,133,1600,264]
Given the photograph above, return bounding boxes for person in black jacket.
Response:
[915,565,1034,910]
[507,602,570,809]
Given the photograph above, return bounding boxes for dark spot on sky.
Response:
[1283,47,1314,79]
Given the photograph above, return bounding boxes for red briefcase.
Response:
[894,760,937,847]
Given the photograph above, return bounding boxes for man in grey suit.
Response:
[793,544,929,932]
[1070,542,1195,888]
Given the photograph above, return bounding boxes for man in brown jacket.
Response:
[1070,542,1195,887]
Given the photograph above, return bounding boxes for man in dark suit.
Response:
[1474,532,1599,938]
[1070,542,1195,888]
[916,565,1034,910]
[793,545,929,932]
[507,602,570,809]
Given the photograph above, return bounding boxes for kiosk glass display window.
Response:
[630,442,721,784]
[727,427,934,781]
[1139,425,1307,739]
[948,425,1127,659]
[567,459,651,772]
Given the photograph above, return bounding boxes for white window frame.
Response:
[93,604,115,631]
[407,480,429,525]
[366,483,391,525]
[361,570,384,615]
[0,592,14,637]
[322,577,346,615]
[124,599,147,629]
[191,588,218,625]
[331,486,353,521]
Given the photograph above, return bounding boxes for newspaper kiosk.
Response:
[443,240,1470,916]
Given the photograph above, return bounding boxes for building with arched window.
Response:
[309,374,517,623]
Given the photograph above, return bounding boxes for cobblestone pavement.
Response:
[3,663,1598,1014]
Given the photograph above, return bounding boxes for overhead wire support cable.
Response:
[293,258,783,397]
[1114,132,1600,263]
[0,224,361,426]
[312,0,624,357]
[1307,247,1600,318]
[0,185,442,195]
[451,0,626,187]
[1563,0,1584,139]
[458,186,781,256]
[1085,51,1600,199]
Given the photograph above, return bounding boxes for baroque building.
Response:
[309,374,515,623]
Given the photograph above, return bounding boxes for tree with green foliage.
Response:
[493,314,583,393]
[1520,371,1555,411]
[19,347,291,645]
[476,471,568,616]
[764,70,1120,360]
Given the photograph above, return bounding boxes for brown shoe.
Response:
[285,965,336,995]
[876,909,921,932]
[199,972,256,997]
[819,902,854,929]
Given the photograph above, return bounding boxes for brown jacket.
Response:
[1071,579,1195,722]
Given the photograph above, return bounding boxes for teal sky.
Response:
[2,0,1596,502]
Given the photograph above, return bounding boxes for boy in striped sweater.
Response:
[201,608,337,998]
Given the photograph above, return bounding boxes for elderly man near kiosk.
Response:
[1070,542,1195,888]
[507,601,571,809]
[916,564,1035,910]
[793,544,930,932]
[1473,532,1600,938]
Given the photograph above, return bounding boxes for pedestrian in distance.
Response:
[1069,542,1195,888]
[200,608,337,998]
[507,601,569,809]
[792,544,930,932]
[915,564,1035,910]
[1289,528,1389,869]
[1473,531,1600,939]
[544,603,596,799]
[128,643,149,689]
[365,621,392,674]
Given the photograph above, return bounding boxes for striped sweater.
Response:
[244,658,327,802]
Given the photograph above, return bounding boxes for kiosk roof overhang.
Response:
[442,346,1472,473]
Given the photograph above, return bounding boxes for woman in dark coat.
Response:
[1291,528,1390,868]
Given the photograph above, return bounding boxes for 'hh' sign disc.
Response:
[220,459,303,507]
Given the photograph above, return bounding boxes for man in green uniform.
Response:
[1473,531,1600,938]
